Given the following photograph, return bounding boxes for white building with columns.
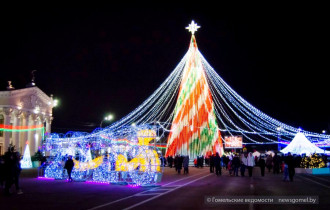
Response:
[0,82,55,156]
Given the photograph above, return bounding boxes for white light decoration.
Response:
[186,20,200,35]
[21,142,32,169]
[34,106,40,114]
[53,99,59,107]
[280,133,326,155]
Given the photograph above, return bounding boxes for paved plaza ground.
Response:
[1,166,330,210]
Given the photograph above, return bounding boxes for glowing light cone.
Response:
[21,141,32,168]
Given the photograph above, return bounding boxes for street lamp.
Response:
[100,114,114,128]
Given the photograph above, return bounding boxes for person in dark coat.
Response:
[232,155,240,176]
[294,155,302,168]
[168,156,173,168]
[273,154,280,174]
[223,155,229,170]
[176,155,183,174]
[4,146,23,195]
[201,155,204,168]
[209,154,215,173]
[259,156,266,176]
[183,156,189,174]
[64,156,74,182]
[196,156,200,168]
[266,155,273,172]
[198,155,204,168]
[214,153,222,176]
[174,155,178,171]
[285,152,295,181]
[13,151,22,194]
[0,155,4,188]
[3,147,14,196]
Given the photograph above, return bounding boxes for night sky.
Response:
[1,4,329,134]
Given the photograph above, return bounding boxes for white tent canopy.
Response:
[280,133,326,155]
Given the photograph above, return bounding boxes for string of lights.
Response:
[200,53,330,141]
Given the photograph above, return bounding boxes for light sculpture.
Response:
[42,125,162,186]
[21,142,32,169]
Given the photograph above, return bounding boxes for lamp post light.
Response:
[49,94,59,108]
[100,114,114,128]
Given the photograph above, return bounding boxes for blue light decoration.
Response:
[42,124,163,186]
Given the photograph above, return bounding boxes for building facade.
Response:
[0,85,54,156]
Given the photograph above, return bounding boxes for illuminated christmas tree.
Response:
[300,153,326,168]
[166,21,223,158]
[21,141,32,168]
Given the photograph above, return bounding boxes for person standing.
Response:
[246,152,255,177]
[222,155,228,170]
[183,156,189,174]
[174,155,178,171]
[4,146,14,196]
[228,160,233,176]
[283,156,289,181]
[232,155,240,176]
[194,158,197,167]
[240,153,247,177]
[286,152,295,181]
[159,156,164,167]
[209,154,215,173]
[168,156,173,168]
[176,155,183,174]
[266,155,273,172]
[214,152,221,176]
[259,155,266,177]
[64,155,74,182]
[273,154,280,174]
[13,151,22,194]
[0,155,5,188]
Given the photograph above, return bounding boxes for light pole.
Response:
[100,114,114,128]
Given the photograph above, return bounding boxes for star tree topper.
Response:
[186,20,200,35]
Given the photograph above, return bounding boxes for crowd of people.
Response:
[0,145,23,196]
[1,145,326,197]
[165,155,190,174]
[163,151,308,182]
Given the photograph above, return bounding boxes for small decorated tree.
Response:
[21,142,32,169]
[300,153,326,168]
[31,149,46,167]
